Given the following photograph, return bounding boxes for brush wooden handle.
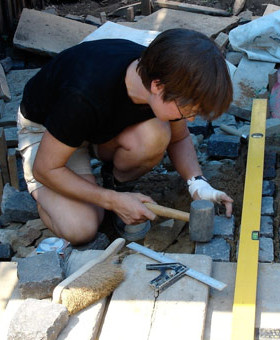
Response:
[144,202,190,222]
[52,238,125,304]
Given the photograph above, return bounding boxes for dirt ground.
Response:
[46,0,280,18]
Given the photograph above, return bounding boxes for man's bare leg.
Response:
[98,118,171,182]
[32,174,104,245]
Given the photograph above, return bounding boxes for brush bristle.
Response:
[61,260,125,315]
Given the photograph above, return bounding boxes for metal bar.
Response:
[127,242,227,291]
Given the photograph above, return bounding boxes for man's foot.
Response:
[101,162,151,241]
[110,212,151,241]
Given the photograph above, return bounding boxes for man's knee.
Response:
[66,223,98,245]
[123,119,171,159]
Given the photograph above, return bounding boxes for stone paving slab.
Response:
[204,262,280,340]
[100,253,212,340]
[13,9,96,57]
[0,262,18,319]
[195,238,231,262]
[122,9,239,38]
[232,56,275,110]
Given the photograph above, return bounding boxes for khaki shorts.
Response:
[17,108,94,194]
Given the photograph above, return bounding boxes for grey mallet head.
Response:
[189,200,214,242]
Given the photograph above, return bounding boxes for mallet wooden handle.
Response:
[144,202,190,222]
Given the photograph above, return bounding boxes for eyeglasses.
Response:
[171,101,199,122]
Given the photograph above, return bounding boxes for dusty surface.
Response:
[46,0,280,18]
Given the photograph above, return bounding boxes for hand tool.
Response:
[146,262,188,297]
[144,200,215,242]
[53,238,125,314]
[231,99,267,340]
[127,242,227,291]
[220,124,248,142]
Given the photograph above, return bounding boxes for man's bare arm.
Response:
[33,130,156,224]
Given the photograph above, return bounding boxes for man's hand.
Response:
[188,179,233,217]
[111,192,157,225]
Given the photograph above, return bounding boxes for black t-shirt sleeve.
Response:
[44,90,94,147]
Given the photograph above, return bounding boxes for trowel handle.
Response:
[144,202,190,222]
[220,124,244,137]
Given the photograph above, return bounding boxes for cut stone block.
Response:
[0,243,13,260]
[17,251,64,299]
[211,113,236,128]
[214,32,229,49]
[8,298,69,340]
[226,51,243,66]
[13,9,96,57]
[122,9,239,38]
[65,14,85,23]
[207,134,241,158]
[1,184,39,223]
[232,56,275,110]
[4,126,18,147]
[227,103,251,121]
[99,253,212,340]
[261,196,274,216]
[260,215,273,238]
[195,237,230,261]
[144,220,186,252]
[85,14,101,26]
[238,9,253,23]
[259,237,274,263]
[213,215,235,239]
[188,116,210,137]
[263,152,277,179]
[204,262,280,340]
[266,118,280,137]
[0,57,13,73]
[0,64,11,102]
[262,180,275,196]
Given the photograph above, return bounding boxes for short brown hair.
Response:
[137,29,233,119]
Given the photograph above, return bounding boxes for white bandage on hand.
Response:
[187,178,225,204]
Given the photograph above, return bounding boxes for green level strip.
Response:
[231,99,267,340]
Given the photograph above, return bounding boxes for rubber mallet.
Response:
[144,199,214,242]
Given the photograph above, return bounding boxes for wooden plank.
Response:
[0,262,18,320]
[0,168,4,207]
[109,2,141,17]
[100,253,212,340]
[0,127,10,185]
[7,148,19,189]
[154,0,231,16]
[141,0,151,16]
[231,99,267,340]
[0,0,4,34]
[4,0,14,30]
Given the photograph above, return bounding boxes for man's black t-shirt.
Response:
[21,39,155,147]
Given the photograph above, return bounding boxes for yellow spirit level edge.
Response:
[231,99,267,340]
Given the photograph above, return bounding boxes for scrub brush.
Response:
[52,238,125,314]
